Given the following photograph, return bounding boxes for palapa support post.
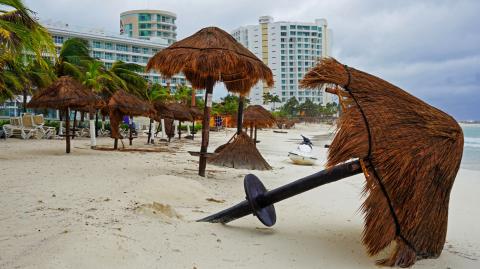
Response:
[178,121,182,139]
[198,160,362,225]
[249,124,253,138]
[114,138,118,150]
[237,96,244,135]
[199,78,214,177]
[72,110,77,140]
[254,125,258,144]
[65,108,71,154]
[129,116,133,146]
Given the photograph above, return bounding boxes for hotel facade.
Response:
[120,10,177,45]
[231,16,334,107]
[1,10,186,117]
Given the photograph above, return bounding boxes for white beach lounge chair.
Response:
[21,113,42,139]
[2,117,34,139]
[33,114,56,139]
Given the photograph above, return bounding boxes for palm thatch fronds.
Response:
[152,101,174,121]
[146,27,273,94]
[108,90,156,140]
[300,58,464,267]
[189,106,203,120]
[165,102,193,122]
[242,105,276,128]
[27,76,103,110]
[209,132,271,170]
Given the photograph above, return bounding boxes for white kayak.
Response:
[288,152,317,165]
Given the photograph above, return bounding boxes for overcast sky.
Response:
[25,0,480,120]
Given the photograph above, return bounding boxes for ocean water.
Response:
[462,124,480,171]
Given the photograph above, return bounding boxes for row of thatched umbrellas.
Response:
[27,76,202,153]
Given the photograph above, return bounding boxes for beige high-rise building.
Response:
[120,10,177,45]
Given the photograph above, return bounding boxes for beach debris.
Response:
[206,198,225,203]
[199,58,464,267]
[147,27,273,177]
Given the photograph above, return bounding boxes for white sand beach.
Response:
[0,124,479,269]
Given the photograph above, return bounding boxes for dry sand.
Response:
[0,123,479,269]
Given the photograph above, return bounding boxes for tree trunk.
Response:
[22,89,28,113]
[95,112,99,137]
[89,111,96,148]
[199,78,214,177]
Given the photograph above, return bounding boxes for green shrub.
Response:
[0,119,10,127]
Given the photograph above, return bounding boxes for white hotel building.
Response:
[231,16,334,107]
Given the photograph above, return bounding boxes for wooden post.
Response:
[65,108,71,153]
[237,96,244,135]
[114,138,118,150]
[129,116,133,146]
[199,78,214,177]
[254,125,258,145]
[72,110,77,140]
[147,119,153,144]
[178,121,182,139]
[250,123,254,138]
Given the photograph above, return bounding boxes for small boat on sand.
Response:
[288,135,317,165]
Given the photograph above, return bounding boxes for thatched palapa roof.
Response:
[152,101,175,121]
[242,105,276,128]
[189,106,203,120]
[108,90,155,117]
[165,102,193,122]
[27,76,104,111]
[300,58,464,267]
[146,27,274,94]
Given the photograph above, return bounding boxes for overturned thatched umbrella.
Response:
[299,58,464,266]
[198,58,463,268]
[209,105,275,170]
[108,90,156,149]
[147,26,273,176]
[27,76,105,153]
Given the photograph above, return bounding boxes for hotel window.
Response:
[139,14,151,21]
[143,48,150,54]
[105,43,113,50]
[104,62,112,69]
[132,55,139,62]
[280,26,287,30]
[280,32,287,36]
[139,30,151,37]
[105,52,113,60]
[142,57,149,63]
[116,54,129,61]
[116,44,128,52]
[139,23,151,29]
[53,36,64,44]
[290,31,296,35]
[92,41,102,49]
[152,48,159,53]
[92,51,102,59]
[132,46,141,53]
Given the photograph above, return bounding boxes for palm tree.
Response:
[0,0,56,101]
[271,94,281,111]
[108,61,147,97]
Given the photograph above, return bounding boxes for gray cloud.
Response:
[25,0,480,119]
